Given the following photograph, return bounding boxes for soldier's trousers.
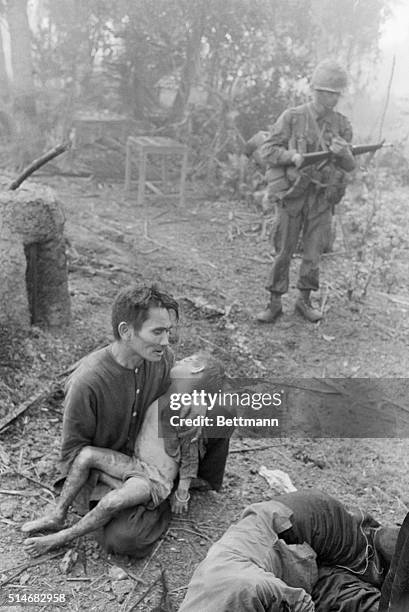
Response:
[266,202,332,295]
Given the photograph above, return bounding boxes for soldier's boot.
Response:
[295,290,322,323]
[256,293,283,323]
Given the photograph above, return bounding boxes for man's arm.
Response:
[60,377,97,475]
[332,114,356,172]
[259,110,302,167]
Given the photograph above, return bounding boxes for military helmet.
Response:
[311,60,348,93]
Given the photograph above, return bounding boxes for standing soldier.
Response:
[256,60,356,323]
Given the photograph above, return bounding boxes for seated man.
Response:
[22,353,224,556]
[21,284,231,558]
[179,490,399,612]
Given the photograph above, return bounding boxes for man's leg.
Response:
[257,205,303,322]
[295,208,331,322]
[102,499,172,558]
[21,446,134,535]
[24,476,151,556]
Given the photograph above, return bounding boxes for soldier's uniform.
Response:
[256,60,355,323]
[262,102,353,293]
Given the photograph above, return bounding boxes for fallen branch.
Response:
[140,537,166,577]
[0,344,114,431]
[126,574,162,612]
[229,443,283,454]
[134,246,160,255]
[68,263,120,279]
[9,142,71,190]
[0,382,58,433]
[168,584,189,595]
[170,526,213,544]
[317,377,409,415]
[376,291,409,308]
[233,254,274,264]
[11,471,56,495]
[197,335,232,356]
[0,551,66,587]
[143,231,217,269]
[0,489,36,496]
[178,295,224,317]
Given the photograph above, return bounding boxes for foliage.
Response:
[340,165,409,299]
[0,0,399,172]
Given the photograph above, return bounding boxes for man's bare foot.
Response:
[21,510,65,535]
[24,532,65,557]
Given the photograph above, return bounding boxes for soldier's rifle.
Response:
[298,140,392,169]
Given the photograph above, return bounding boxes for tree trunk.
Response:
[6,0,42,168]
[171,3,206,120]
[0,26,9,101]
[6,0,36,117]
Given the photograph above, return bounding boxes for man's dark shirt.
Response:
[60,345,174,475]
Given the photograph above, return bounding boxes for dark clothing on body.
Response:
[274,490,384,612]
[180,490,388,612]
[61,345,174,473]
[379,511,409,611]
[274,489,383,581]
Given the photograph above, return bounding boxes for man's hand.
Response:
[330,136,350,157]
[171,478,191,514]
[291,152,304,168]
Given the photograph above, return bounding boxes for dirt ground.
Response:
[1,171,409,611]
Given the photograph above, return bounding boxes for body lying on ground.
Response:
[179,489,399,612]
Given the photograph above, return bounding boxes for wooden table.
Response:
[124,136,188,207]
[71,114,132,147]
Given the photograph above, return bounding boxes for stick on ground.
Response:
[8,142,71,190]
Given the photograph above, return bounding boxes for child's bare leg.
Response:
[24,476,150,556]
[22,447,134,535]
[98,472,123,489]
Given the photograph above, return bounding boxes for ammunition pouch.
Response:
[265,166,312,202]
[283,167,312,200]
[265,167,291,201]
[320,166,347,205]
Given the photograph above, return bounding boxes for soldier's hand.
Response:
[291,152,304,168]
[330,136,350,156]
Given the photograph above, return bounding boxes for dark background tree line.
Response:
[0,0,395,175]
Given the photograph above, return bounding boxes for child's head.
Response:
[170,351,224,394]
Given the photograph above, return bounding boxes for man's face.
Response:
[314,89,341,112]
[127,307,172,362]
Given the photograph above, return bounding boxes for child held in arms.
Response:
[22,352,224,556]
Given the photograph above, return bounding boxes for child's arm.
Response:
[171,398,206,514]
[171,435,200,514]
